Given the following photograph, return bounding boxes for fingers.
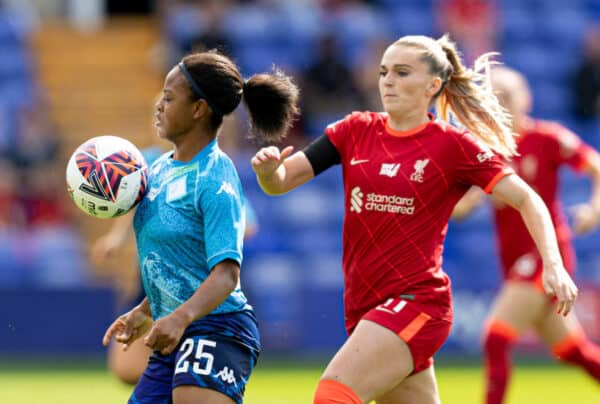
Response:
[102,320,122,346]
[161,341,179,356]
[252,146,295,167]
[280,145,295,160]
[143,327,157,350]
[552,281,578,317]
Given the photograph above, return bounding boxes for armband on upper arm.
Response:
[303,135,341,176]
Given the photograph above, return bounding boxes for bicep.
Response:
[490,173,531,210]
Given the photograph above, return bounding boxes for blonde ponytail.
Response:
[395,35,517,159]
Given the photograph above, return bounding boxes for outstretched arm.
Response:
[90,211,135,265]
[251,146,315,195]
[491,174,578,315]
[572,150,600,234]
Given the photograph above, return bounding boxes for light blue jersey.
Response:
[133,139,251,320]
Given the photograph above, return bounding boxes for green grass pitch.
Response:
[1,360,597,403]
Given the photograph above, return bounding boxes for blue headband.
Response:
[178,62,221,116]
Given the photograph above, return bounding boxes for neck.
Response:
[171,130,214,162]
[514,115,530,133]
[386,111,430,132]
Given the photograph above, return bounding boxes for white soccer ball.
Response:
[66,135,148,219]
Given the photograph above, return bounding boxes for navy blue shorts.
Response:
[129,311,260,404]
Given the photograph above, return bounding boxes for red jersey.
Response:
[325,111,512,331]
[494,118,593,276]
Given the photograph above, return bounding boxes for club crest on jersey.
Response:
[410,159,429,182]
[379,163,401,178]
[166,176,187,202]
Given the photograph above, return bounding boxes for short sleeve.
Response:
[453,132,514,193]
[198,176,244,270]
[324,114,352,153]
[552,125,594,172]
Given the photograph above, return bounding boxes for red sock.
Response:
[553,333,600,382]
[313,379,362,404]
[483,320,518,404]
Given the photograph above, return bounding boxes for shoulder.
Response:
[202,149,240,185]
[529,119,581,148]
[148,151,171,171]
[530,119,564,135]
[431,119,474,147]
[327,110,385,131]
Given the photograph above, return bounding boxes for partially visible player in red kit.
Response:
[251,35,578,404]
[453,66,600,404]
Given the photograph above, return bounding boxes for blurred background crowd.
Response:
[0,0,599,358]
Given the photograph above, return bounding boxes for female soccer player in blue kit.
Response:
[101,51,299,404]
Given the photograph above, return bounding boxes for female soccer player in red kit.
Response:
[251,35,578,404]
[453,66,600,404]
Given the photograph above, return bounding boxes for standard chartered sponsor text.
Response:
[365,192,415,214]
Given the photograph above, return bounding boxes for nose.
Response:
[381,73,393,87]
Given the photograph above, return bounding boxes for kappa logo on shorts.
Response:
[216,366,237,387]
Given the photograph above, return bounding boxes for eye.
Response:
[396,71,409,77]
[379,70,387,77]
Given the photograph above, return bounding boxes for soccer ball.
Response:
[66,135,148,219]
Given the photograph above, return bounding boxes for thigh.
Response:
[172,334,258,404]
[173,385,234,404]
[321,297,450,404]
[108,336,152,385]
[376,366,441,404]
[129,352,174,404]
[487,281,548,334]
[534,308,582,347]
[321,319,415,403]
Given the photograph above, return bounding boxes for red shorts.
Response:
[505,244,575,293]
[362,297,452,374]
[506,252,545,291]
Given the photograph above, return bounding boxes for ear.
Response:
[427,77,443,97]
[193,99,209,119]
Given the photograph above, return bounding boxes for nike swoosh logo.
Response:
[350,158,369,166]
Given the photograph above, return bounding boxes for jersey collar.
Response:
[385,113,435,137]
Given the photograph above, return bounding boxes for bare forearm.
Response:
[108,212,135,243]
[136,297,152,316]
[588,166,600,213]
[519,192,563,267]
[253,149,314,195]
[173,263,238,326]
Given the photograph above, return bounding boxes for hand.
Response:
[571,203,600,235]
[143,311,189,355]
[542,264,578,316]
[90,234,122,265]
[251,146,294,178]
[102,307,153,351]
